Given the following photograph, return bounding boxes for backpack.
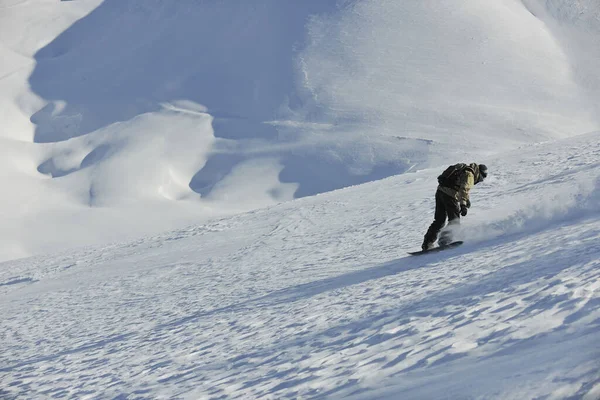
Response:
[437,163,474,188]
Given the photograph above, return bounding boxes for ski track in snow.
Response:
[1,133,600,399]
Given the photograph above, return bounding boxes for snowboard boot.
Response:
[421,241,435,251]
[438,230,453,247]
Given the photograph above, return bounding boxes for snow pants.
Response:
[423,189,461,246]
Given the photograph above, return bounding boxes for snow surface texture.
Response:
[2,130,599,399]
[1,0,600,398]
[1,0,600,261]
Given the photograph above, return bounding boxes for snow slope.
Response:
[2,0,600,261]
[1,1,600,396]
[2,131,599,399]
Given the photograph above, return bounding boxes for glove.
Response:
[460,204,468,217]
[466,199,471,209]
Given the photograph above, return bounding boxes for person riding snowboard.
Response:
[421,163,488,251]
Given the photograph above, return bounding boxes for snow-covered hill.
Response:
[1,0,600,261]
[2,130,599,399]
[1,0,600,397]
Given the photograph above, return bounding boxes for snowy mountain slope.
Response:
[2,0,600,261]
[2,131,599,399]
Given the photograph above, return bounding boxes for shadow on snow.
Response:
[28,0,410,198]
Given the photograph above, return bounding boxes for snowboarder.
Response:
[421,163,488,251]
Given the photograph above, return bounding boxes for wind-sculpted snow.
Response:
[1,0,600,260]
[27,0,411,201]
[1,132,599,399]
[0,3,600,396]
[523,0,600,124]
[299,0,600,145]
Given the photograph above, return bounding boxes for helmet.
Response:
[478,164,488,180]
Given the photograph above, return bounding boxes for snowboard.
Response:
[408,241,463,256]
